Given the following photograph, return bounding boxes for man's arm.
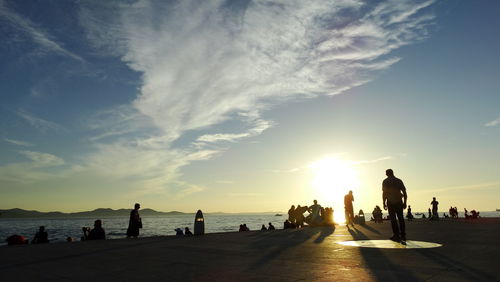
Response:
[382,190,387,210]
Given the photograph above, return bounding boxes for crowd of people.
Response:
[4,169,485,246]
[286,200,334,228]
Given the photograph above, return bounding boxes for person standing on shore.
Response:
[382,169,407,242]
[344,191,355,226]
[430,197,439,220]
[127,203,142,238]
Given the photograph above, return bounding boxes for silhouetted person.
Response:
[32,226,49,244]
[382,169,407,242]
[288,205,296,224]
[268,222,275,230]
[88,220,106,240]
[127,203,142,238]
[243,224,250,231]
[284,220,291,229]
[428,208,432,219]
[81,227,91,241]
[185,227,193,236]
[294,205,306,228]
[372,205,383,223]
[261,224,267,231]
[309,200,322,225]
[175,228,184,236]
[406,205,414,220]
[430,197,439,220]
[344,191,355,226]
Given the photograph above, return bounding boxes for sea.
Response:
[1,211,498,246]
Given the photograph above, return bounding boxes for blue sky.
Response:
[1,0,499,213]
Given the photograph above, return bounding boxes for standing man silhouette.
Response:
[344,191,355,226]
[382,169,408,242]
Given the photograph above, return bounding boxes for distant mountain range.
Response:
[0,208,190,218]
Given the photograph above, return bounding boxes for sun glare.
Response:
[309,156,360,223]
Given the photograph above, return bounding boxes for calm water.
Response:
[1,211,498,245]
[0,213,282,244]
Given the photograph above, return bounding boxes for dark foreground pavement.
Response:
[1,218,499,281]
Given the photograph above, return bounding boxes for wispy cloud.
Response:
[4,138,34,147]
[0,150,65,184]
[0,0,83,61]
[350,156,393,165]
[71,0,435,197]
[16,110,65,133]
[484,117,500,127]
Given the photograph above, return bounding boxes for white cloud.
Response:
[484,117,500,127]
[16,110,65,133]
[4,138,34,147]
[0,0,83,61]
[72,0,435,197]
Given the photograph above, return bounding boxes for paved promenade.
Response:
[1,218,499,281]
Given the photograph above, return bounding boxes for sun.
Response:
[309,156,360,223]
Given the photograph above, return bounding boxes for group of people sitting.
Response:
[175,227,193,236]
[261,223,275,230]
[287,200,334,228]
[449,206,459,218]
[6,225,51,245]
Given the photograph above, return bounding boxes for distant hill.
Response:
[0,208,191,218]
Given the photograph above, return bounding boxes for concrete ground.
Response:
[0,218,499,281]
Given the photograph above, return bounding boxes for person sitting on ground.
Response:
[372,205,383,223]
[284,220,291,229]
[175,228,184,236]
[243,224,250,231]
[268,222,275,230]
[184,227,193,236]
[239,224,245,232]
[81,227,91,241]
[32,226,49,244]
[470,210,480,219]
[261,224,267,231]
[88,220,106,240]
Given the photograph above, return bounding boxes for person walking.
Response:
[126,203,142,238]
[382,169,408,242]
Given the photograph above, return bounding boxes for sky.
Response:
[1,0,499,215]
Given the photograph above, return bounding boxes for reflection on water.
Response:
[0,214,283,244]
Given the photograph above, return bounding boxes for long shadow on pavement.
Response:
[248,226,334,270]
[348,226,419,281]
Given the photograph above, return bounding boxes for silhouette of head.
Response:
[313,200,317,205]
[134,203,140,209]
[433,197,436,200]
[39,226,45,232]
[386,169,394,176]
[349,190,353,195]
[94,220,102,228]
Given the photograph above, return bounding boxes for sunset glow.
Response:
[309,157,360,223]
